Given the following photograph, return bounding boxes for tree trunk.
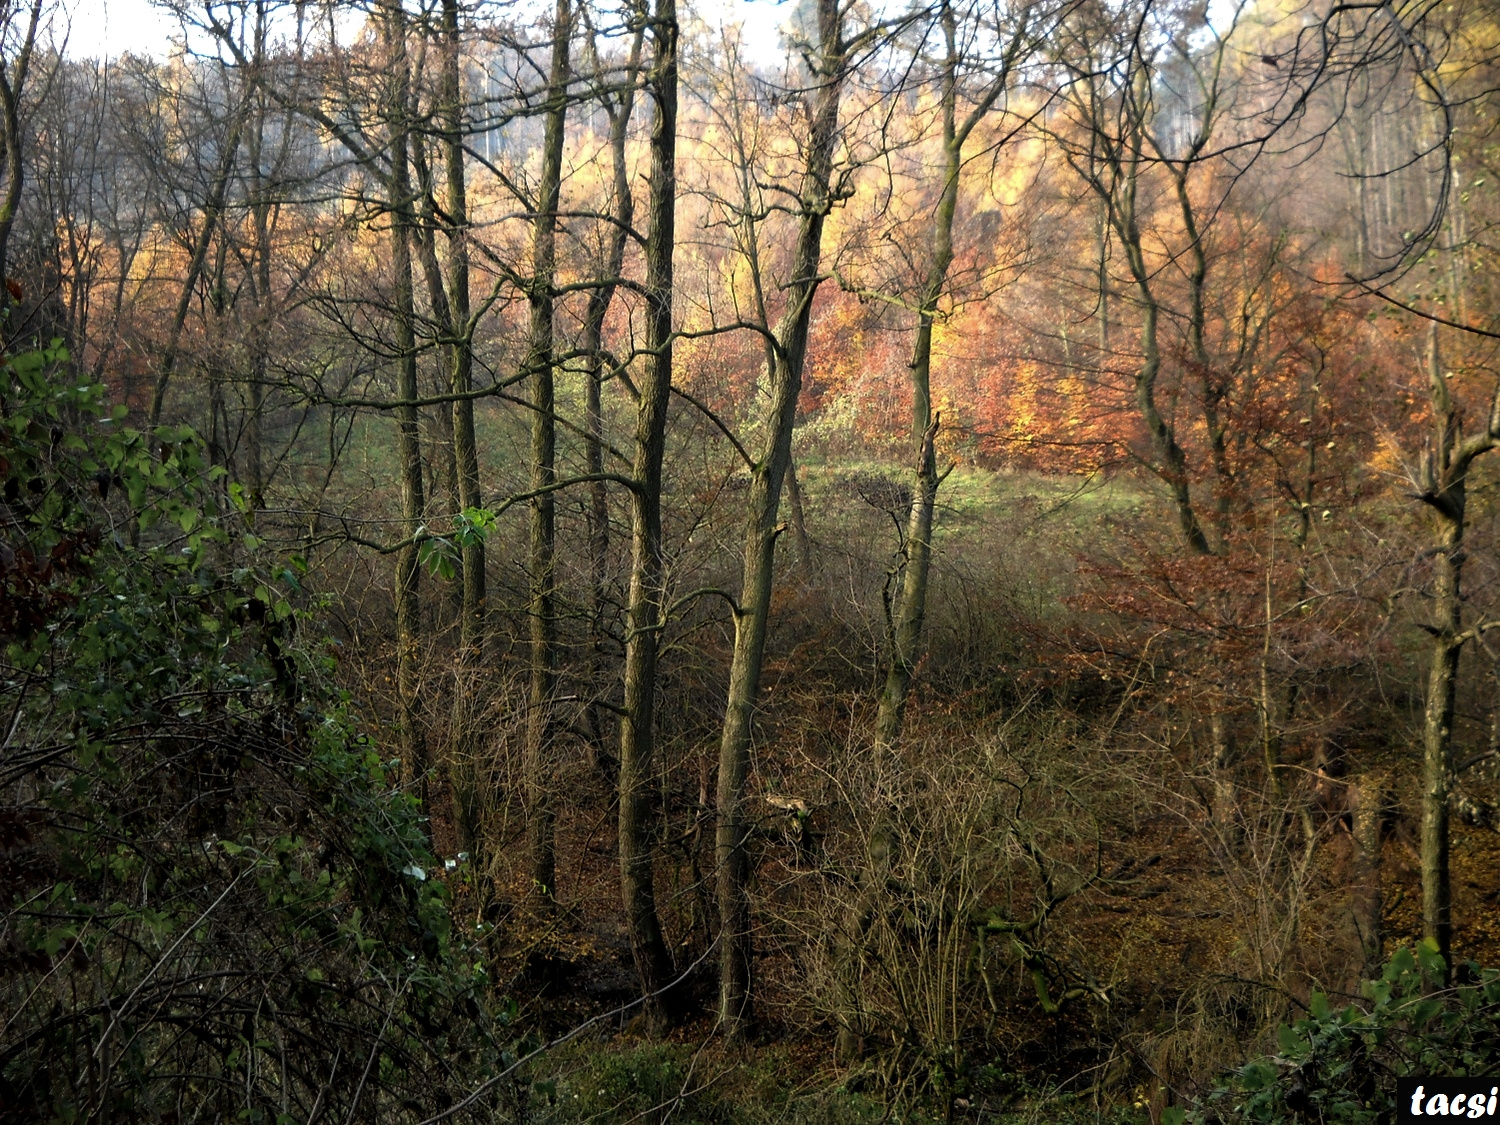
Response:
[246,112,271,513]
[715,0,844,1036]
[1420,325,1463,986]
[0,0,41,327]
[872,0,1027,746]
[579,26,643,780]
[442,0,484,665]
[1421,518,1462,982]
[619,0,681,1033]
[1131,273,1210,556]
[1210,709,1239,847]
[784,455,813,573]
[874,3,962,751]
[1075,90,1210,556]
[876,416,939,748]
[1350,773,1387,979]
[384,6,428,801]
[524,0,571,901]
[1173,167,1231,545]
[1410,322,1500,986]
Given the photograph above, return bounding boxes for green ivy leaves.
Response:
[1186,941,1500,1125]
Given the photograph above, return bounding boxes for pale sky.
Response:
[55,0,791,62]
[56,0,181,59]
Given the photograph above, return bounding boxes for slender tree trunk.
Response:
[716,0,844,1036]
[619,0,680,1033]
[247,153,270,512]
[1173,168,1231,545]
[384,6,428,800]
[1129,261,1209,556]
[1210,708,1239,846]
[579,27,642,779]
[1410,323,1500,985]
[876,415,940,748]
[784,455,812,572]
[1422,505,1463,982]
[404,0,489,860]
[874,9,961,750]
[1420,324,1462,985]
[524,0,571,901]
[1077,101,1210,555]
[584,355,615,773]
[412,181,464,635]
[1350,772,1387,979]
[243,14,280,517]
[0,0,41,325]
[442,0,484,664]
[1094,194,1109,358]
[873,0,1030,746]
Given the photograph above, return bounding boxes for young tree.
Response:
[1047,2,1214,555]
[578,13,643,775]
[709,0,866,1036]
[1408,323,1500,980]
[874,0,1046,748]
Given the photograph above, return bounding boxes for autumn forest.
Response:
[3,0,1500,1118]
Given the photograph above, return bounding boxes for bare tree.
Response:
[1408,323,1500,980]
[618,0,680,1032]
[578,10,643,777]
[875,0,1046,748]
[708,0,866,1036]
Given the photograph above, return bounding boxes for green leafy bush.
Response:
[1182,941,1500,1125]
[0,349,504,1122]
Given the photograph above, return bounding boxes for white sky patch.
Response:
[56,0,182,59]
[57,0,794,61]
[694,0,790,64]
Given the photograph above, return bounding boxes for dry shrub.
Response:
[758,710,1119,1099]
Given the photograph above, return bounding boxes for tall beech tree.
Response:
[522,0,572,901]
[618,0,680,1032]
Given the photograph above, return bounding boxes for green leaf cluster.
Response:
[1188,942,1500,1125]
